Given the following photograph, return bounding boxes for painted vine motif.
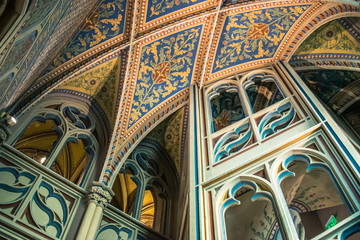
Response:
[21,0,55,32]
[48,0,126,71]
[0,73,14,102]
[164,107,185,172]
[128,26,202,128]
[61,58,119,121]
[291,186,331,211]
[250,204,277,240]
[211,91,245,132]
[145,106,187,172]
[146,0,206,22]
[294,20,360,56]
[213,5,310,73]
[0,31,38,75]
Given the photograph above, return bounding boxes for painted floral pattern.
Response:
[146,0,206,22]
[250,204,277,240]
[61,58,120,123]
[213,5,310,73]
[164,107,185,172]
[144,107,186,173]
[22,0,55,32]
[47,0,126,72]
[128,26,202,128]
[0,31,38,75]
[293,20,360,56]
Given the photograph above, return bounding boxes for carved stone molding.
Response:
[89,182,114,208]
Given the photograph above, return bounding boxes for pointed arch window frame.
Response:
[204,67,296,165]
[213,149,360,240]
[8,102,100,188]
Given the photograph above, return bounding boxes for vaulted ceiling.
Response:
[1,0,359,184]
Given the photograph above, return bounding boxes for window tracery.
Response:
[276,154,352,239]
[111,144,175,233]
[243,73,284,113]
[205,68,297,163]
[220,179,283,240]
[216,150,357,240]
[10,102,100,188]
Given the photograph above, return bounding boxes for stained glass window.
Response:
[244,75,284,113]
[210,87,245,132]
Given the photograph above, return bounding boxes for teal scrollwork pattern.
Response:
[214,122,252,162]
[0,164,36,208]
[128,26,202,128]
[213,5,310,73]
[29,182,69,238]
[258,101,295,139]
[96,224,133,240]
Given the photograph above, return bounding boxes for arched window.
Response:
[219,179,284,240]
[140,189,156,228]
[111,144,176,233]
[215,149,358,240]
[209,83,245,132]
[51,136,94,186]
[10,103,101,188]
[243,73,284,113]
[111,168,139,216]
[13,117,61,163]
[205,68,296,164]
[275,153,353,239]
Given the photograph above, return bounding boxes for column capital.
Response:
[88,182,114,208]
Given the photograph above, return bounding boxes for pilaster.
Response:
[76,182,114,240]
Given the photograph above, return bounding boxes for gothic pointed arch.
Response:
[7,92,110,188]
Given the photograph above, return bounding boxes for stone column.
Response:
[76,182,114,240]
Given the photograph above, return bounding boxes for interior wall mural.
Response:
[203,1,324,83]
[1,0,360,239]
[211,89,245,132]
[290,18,360,70]
[296,68,360,141]
[0,30,38,74]
[145,106,189,173]
[212,5,311,73]
[0,0,75,108]
[127,26,201,128]
[296,69,360,103]
[47,0,128,72]
[135,0,219,35]
[55,56,124,127]
[293,20,360,57]
[3,0,358,187]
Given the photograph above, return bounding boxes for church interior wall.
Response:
[1,0,360,239]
